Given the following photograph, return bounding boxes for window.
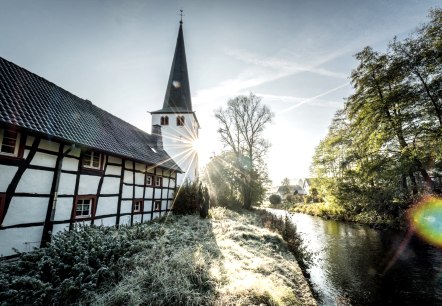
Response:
[0,129,21,157]
[146,175,153,186]
[133,199,143,213]
[0,193,6,224]
[154,200,161,211]
[74,196,95,219]
[82,150,102,170]
[160,116,169,125]
[177,116,185,126]
[155,176,162,187]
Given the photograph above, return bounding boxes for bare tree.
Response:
[214,93,274,209]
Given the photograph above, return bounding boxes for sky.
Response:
[0,0,439,185]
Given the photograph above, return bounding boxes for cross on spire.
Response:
[179,9,184,24]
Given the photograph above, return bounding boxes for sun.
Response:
[191,138,203,154]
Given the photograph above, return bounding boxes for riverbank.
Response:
[0,208,316,305]
[288,202,407,230]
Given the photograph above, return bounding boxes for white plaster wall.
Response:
[0,165,17,192]
[133,215,142,224]
[105,165,121,176]
[58,173,76,195]
[16,169,53,194]
[125,161,133,169]
[146,167,154,174]
[134,186,143,198]
[122,185,133,199]
[25,135,35,146]
[61,157,79,172]
[39,139,59,152]
[135,163,145,172]
[163,177,170,187]
[0,226,44,257]
[152,212,160,219]
[53,197,74,221]
[161,200,167,210]
[68,147,81,158]
[135,172,144,185]
[30,152,57,168]
[96,217,116,227]
[96,197,118,216]
[101,177,120,195]
[119,215,131,225]
[78,175,100,194]
[143,214,152,222]
[74,220,91,226]
[145,188,153,198]
[108,156,122,164]
[120,200,132,214]
[167,189,174,198]
[3,197,49,226]
[52,223,69,236]
[124,170,133,184]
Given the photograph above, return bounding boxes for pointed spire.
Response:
[160,16,192,112]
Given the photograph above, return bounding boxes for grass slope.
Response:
[93,208,316,305]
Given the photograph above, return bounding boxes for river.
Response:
[269,209,442,305]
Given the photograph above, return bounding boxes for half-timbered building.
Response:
[0,55,181,258]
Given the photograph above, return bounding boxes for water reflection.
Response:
[269,210,442,305]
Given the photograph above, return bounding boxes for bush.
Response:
[269,194,282,205]
[172,180,210,217]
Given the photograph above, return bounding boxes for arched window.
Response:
[160,116,169,125]
[177,116,185,126]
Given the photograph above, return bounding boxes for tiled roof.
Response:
[0,57,181,171]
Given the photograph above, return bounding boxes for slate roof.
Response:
[0,56,181,171]
[152,23,192,114]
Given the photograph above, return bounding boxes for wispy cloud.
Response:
[277,82,350,114]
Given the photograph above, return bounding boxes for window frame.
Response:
[0,193,6,225]
[146,175,153,186]
[160,116,169,126]
[154,200,161,211]
[81,150,103,171]
[0,128,22,158]
[176,116,185,126]
[133,199,144,214]
[73,195,96,220]
[155,176,162,187]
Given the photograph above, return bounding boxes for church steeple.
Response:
[160,18,192,112]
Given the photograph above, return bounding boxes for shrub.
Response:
[269,194,282,205]
[172,180,210,217]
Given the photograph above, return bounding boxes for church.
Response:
[0,20,199,258]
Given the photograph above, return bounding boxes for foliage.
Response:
[172,180,210,217]
[269,194,282,205]
[259,210,312,272]
[213,93,274,209]
[311,8,442,223]
[0,208,316,306]
[279,177,291,197]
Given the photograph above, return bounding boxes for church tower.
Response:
[151,16,199,186]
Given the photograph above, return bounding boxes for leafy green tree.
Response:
[311,8,442,217]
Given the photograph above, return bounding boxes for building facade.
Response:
[151,21,200,185]
[0,55,180,258]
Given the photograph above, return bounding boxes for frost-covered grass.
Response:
[0,208,316,305]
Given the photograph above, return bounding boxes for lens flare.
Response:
[408,196,442,247]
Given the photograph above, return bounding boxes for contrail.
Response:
[278,82,350,114]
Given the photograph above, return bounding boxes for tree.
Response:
[311,8,442,217]
[280,177,291,198]
[214,93,274,209]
